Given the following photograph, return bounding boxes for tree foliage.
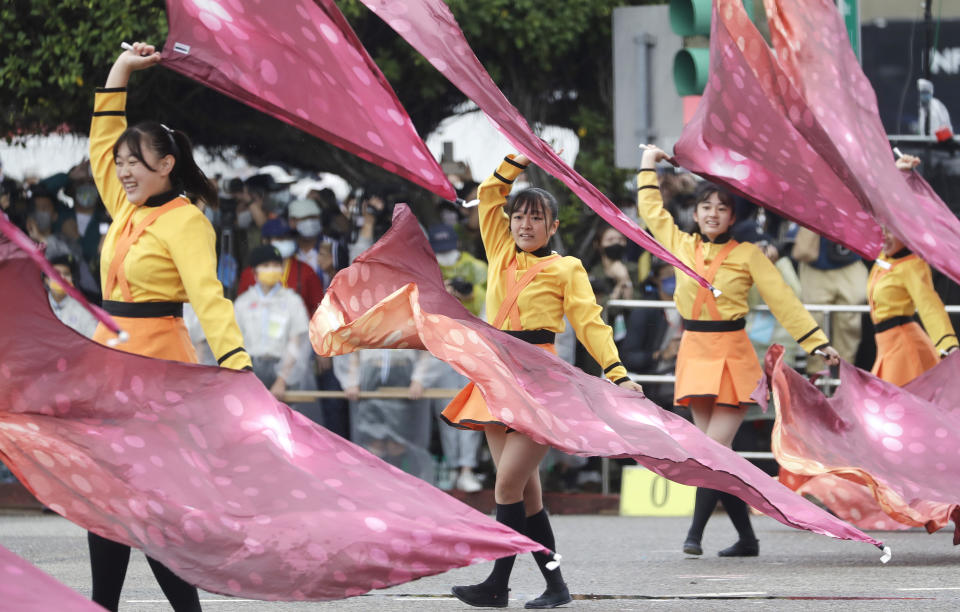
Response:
[1,0,654,242]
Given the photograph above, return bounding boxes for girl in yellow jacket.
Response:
[867,154,958,385]
[442,154,643,608]
[638,145,841,558]
[88,42,252,612]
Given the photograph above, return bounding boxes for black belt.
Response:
[874,315,916,333]
[504,329,556,345]
[102,300,184,318]
[682,318,746,332]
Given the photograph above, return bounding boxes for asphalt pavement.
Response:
[2,510,958,611]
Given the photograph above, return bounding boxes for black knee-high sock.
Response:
[88,532,131,612]
[480,501,527,591]
[524,509,565,589]
[686,488,720,543]
[719,492,756,541]
[146,556,202,612]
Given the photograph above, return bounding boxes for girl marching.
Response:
[442,153,643,608]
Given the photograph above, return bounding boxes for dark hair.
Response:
[693,181,734,210]
[112,121,218,207]
[506,188,559,224]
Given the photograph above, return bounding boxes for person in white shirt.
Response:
[918,78,953,136]
[45,254,97,338]
[289,198,324,275]
[234,245,310,399]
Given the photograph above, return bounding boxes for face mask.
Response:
[33,210,52,234]
[272,239,296,259]
[436,250,460,267]
[920,92,933,104]
[75,185,99,210]
[236,209,253,229]
[603,244,625,261]
[296,218,322,238]
[659,276,676,297]
[257,268,283,288]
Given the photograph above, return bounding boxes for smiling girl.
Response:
[87,42,252,611]
[637,145,841,558]
[442,154,643,609]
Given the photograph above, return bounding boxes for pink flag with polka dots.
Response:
[354,0,710,290]
[160,0,456,201]
[677,0,960,281]
[674,0,883,259]
[763,345,960,542]
[762,0,960,283]
[310,205,888,555]
[0,230,541,601]
[0,544,104,611]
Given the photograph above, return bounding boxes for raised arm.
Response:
[90,43,162,219]
[636,145,685,252]
[105,42,162,89]
[477,154,528,257]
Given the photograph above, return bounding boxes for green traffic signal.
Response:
[670,0,756,96]
[669,0,712,37]
[673,47,710,97]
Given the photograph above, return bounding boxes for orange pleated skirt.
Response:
[871,321,938,387]
[92,316,199,363]
[441,343,557,431]
[674,328,761,408]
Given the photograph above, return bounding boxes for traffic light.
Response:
[670,0,756,96]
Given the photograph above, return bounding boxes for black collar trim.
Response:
[697,231,732,244]
[889,246,913,259]
[515,244,553,258]
[143,189,182,208]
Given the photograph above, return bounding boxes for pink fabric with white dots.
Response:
[354,0,710,290]
[160,0,455,200]
[0,230,541,601]
[675,0,882,258]
[310,205,884,553]
[764,345,960,541]
[0,544,104,611]
[677,0,960,282]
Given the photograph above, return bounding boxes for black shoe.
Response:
[683,539,703,556]
[525,584,572,609]
[451,584,509,608]
[718,538,759,557]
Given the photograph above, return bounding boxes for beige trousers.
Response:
[798,261,868,372]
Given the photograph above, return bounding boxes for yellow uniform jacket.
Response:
[480,157,630,383]
[91,88,251,370]
[636,170,829,355]
[869,249,958,353]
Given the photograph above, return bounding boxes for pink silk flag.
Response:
[355,0,710,289]
[674,0,883,259]
[763,0,960,284]
[160,0,455,201]
[677,0,960,283]
[0,544,105,611]
[310,204,889,557]
[760,345,960,543]
[0,224,541,601]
